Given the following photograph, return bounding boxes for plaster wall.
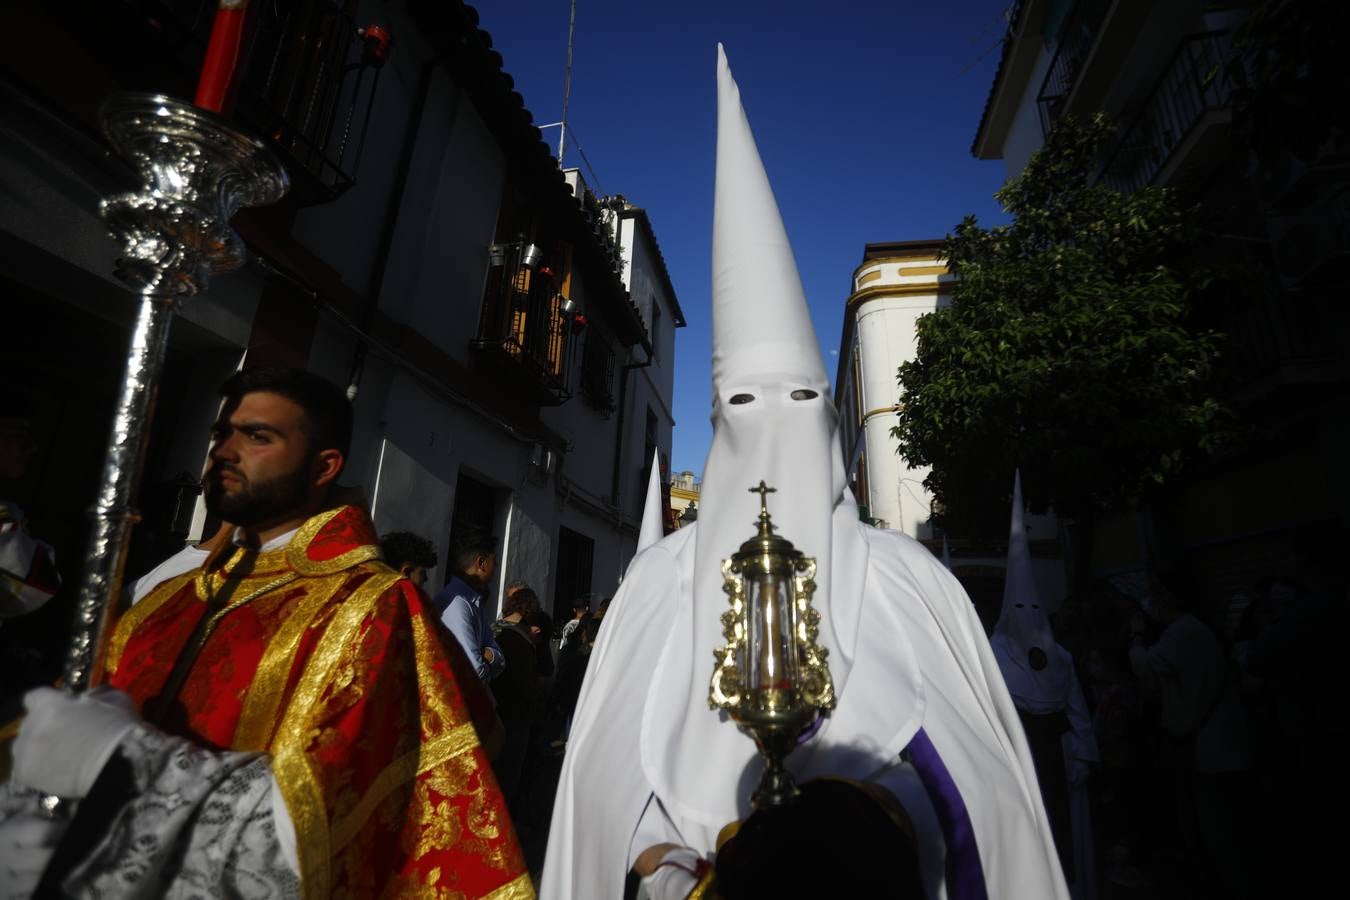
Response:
[499,493,556,612]
[369,437,456,589]
[623,220,677,408]
[542,363,619,499]
[1002,44,1054,180]
[378,85,504,361]
[285,9,434,302]
[1097,2,1211,121]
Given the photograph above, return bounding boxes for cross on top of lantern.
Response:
[709,481,835,808]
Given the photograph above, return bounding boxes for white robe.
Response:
[541,520,1068,899]
[991,636,1099,900]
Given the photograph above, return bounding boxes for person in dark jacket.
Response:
[491,587,543,804]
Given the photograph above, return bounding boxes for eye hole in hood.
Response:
[790,389,818,401]
[729,393,755,405]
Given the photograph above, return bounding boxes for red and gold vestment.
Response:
[105,504,531,899]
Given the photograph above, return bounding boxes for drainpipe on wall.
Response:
[610,344,653,518]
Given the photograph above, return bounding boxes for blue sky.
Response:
[473,1,1015,476]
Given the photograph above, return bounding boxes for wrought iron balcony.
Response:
[472,242,573,406]
[1100,32,1235,193]
[1036,0,1113,135]
[1227,276,1344,391]
[65,0,385,205]
[238,1,386,202]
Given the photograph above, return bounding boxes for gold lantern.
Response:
[709,481,835,808]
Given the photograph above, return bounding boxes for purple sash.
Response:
[904,728,988,900]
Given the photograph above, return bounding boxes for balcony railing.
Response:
[75,1,384,204]
[1036,0,1113,135]
[472,244,573,406]
[239,1,384,201]
[1227,276,1343,388]
[1100,32,1235,193]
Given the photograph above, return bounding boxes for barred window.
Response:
[580,329,616,414]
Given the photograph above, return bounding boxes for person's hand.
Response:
[634,845,708,900]
[12,687,138,799]
[633,843,687,878]
[0,812,68,899]
[483,647,496,664]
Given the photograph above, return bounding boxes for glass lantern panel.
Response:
[745,571,797,695]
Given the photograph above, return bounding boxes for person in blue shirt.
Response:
[434,531,505,683]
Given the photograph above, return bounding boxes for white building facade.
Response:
[835,241,953,539]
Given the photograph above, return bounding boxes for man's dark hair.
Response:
[219,367,353,460]
[504,587,540,618]
[381,531,438,570]
[451,530,497,576]
[572,596,591,614]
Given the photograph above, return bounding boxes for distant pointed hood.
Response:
[641,44,867,829]
[993,471,1068,703]
[636,448,665,553]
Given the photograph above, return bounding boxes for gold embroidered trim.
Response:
[409,609,467,734]
[271,570,399,899]
[329,722,481,851]
[106,571,197,675]
[273,743,330,900]
[232,572,348,751]
[194,545,293,602]
[288,506,383,576]
[482,872,537,900]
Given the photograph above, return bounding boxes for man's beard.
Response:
[204,458,312,527]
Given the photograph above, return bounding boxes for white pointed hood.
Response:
[641,44,869,829]
[992,470,1069,705]
[636,448,666,553]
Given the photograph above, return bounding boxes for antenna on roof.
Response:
[558,0,578,163]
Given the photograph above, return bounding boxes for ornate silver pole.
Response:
[59,94,288,691]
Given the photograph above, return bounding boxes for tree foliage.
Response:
[892,115,1226,532]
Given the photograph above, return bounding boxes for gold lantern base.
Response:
[733,700,817,809]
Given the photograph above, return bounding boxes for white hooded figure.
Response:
[635,448,666,555]
[990,470,1098,899]
[540,46,1067,900]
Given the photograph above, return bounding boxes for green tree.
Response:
[892,114,1226,537]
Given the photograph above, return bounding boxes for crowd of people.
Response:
[1033,564,1345,899]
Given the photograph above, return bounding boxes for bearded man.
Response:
[1,367,529,898]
